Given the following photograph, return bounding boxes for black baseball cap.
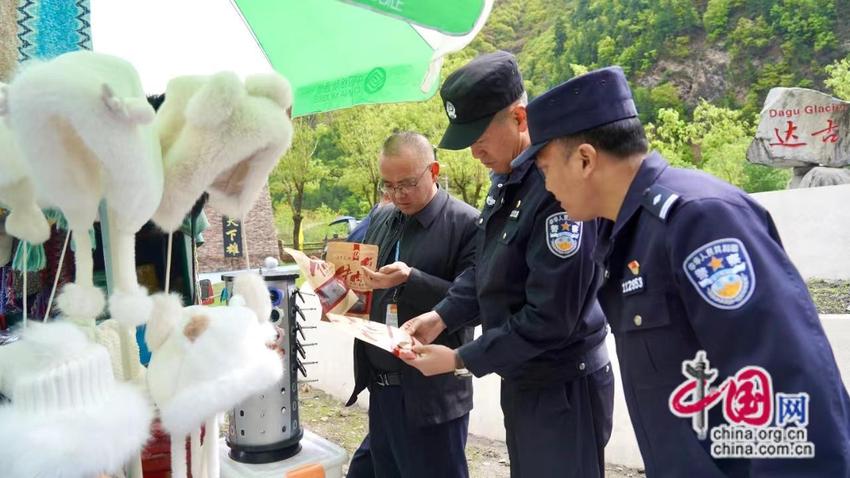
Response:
[438,51,525,150]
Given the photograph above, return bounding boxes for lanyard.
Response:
[394,240,400,262]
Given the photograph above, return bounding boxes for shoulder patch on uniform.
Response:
[682,238,755,310]
[642,184,680,222]
[546,212,582,259]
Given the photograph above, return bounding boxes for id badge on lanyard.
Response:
[385,240,401,328]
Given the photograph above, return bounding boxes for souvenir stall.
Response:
[0,1,492,477]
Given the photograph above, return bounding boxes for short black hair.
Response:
[381,131,436,165]
[559,117,648,158]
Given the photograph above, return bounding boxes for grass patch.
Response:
[807,279,850,314]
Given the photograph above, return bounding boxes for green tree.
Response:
[771,0,837,54]
[333,106,394,210]
[440,149,489,207]
[703,0,732,41]
[647,102,788,192]
[825,56,850,100]
[634,82,685,124]
[269,117,329,249]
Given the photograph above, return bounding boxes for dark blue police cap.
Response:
[438,51,525,150]
[516,66,638,162]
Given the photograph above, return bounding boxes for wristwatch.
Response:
[453,351,472,378]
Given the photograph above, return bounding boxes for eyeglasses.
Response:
[380,163,434,196]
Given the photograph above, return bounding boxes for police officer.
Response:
[525,66,850,477]
[400,51,614,478]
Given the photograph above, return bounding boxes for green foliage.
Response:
[646,102,789,192]
[634,82,686,125]
[770,0,837,54]
[275,204,344,245]
[744,61,797,117]
[269,117,330,248]
[704,0,733,40]
[825,56,850,100]
[269,0,843,234]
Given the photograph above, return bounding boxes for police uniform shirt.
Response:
[434,154,608,383]
[594,152,850,477]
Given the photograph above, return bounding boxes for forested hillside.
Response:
[271,0,850,247]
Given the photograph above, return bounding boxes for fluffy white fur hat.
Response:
[152,72,294,232]
[0,322,153,478]
[4,51,162,236]
[145,273,281,437]
[0,87,49,244]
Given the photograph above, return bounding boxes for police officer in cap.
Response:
[524,66,850,477]
[400,51,614,478]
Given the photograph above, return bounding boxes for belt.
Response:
[507,338,610,386]
[569,339,609,380]
[372,371,402,387]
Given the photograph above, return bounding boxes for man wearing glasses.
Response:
[345,131,479,478]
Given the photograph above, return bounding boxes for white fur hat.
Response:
[145,273,281,437]
[0,90,49,244]
[152,72,294,232]
[5,51,162,236]
[0,322,153,478]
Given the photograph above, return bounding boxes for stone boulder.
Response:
[747,87,850,168]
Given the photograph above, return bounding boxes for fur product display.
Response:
[4,51,163,382]
[145,273,282,478]
[0,88,49,244]
[95,318,145,383]
[5,51,162,292]
[0,321,153,478]
[153,71,293,232]
[55,282,107,335]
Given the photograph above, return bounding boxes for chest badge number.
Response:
[622,260,645,295]
[545,212,582,259]
[683,238,755,310]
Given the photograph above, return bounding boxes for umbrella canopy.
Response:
[91,0,493,116]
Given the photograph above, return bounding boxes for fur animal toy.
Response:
[144,272,282,478]
[152,71,293,233]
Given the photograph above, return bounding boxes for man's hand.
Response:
[401,311,447,345]
[399,344,458,376]
[363,261,411,289]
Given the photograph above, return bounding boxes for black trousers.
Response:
[346,384,469,478]
[501,363,615,478]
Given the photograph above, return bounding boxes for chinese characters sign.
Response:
[326,242,378,319]
[222,216,243,258]
[747,87,850,168]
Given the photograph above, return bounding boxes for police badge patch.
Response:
[546,212,582,258]
[683,238,755,310]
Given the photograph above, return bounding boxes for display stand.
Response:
[220,429,347,478]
